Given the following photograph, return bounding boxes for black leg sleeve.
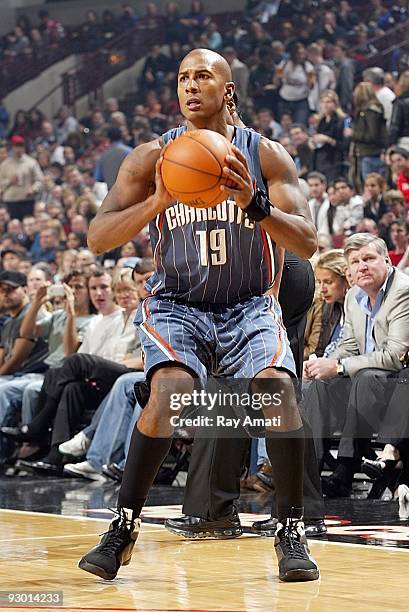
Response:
[118,426,172,516]
[266,427,305,521]
[269,414,325,521]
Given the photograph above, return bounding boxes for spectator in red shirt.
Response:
[397,154,409,207]
[388,220,409,265]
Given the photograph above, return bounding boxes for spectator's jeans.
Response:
[21,378,45,425]
[0,374,44,459]
[279,97,310,126]
[257,438,268,465]
[0,373,45,424]
[86,372,145,472]
[360,155,385,179]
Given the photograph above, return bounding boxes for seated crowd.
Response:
[1,0,409,521]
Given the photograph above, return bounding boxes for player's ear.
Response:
[226,99,236,116]
[224,82,235,103]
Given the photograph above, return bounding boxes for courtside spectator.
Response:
[304,234,409,496]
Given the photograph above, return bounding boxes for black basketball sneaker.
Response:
[274,517,320,582]
[78,509,140,580]
[253,516,327,537]
[165,508,242,539]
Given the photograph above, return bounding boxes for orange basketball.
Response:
[161,129,236,208]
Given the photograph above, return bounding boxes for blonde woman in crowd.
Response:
[304,249,349,361]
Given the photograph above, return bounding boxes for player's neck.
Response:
[186,118,235,141]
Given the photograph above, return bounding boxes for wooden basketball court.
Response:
[1,508,408,611]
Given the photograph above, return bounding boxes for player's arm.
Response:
[88,139,173,255]
[222,139,317,259]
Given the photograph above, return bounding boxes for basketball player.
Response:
[79,48,319,582]
[165,96,325,540]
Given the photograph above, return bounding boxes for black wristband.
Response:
[244,188,274,222]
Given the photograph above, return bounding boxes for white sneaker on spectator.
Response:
[64,461,105,481]
[398,484,409,520]
[59,431,90,457]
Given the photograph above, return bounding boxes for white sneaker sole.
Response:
[63,465,105,481]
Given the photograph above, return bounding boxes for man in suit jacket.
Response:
[304,233,409,497]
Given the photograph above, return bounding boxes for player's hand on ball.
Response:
[221,145,254,210]
[154,143,174,210]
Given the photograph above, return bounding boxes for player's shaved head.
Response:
[179,48,232,82]
[177,47,235,128]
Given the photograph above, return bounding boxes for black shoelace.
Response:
[98,508,135,555]
[278,518,308,560]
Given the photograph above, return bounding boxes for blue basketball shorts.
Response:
[134,294,296,386]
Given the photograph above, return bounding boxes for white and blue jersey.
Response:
[146,125,275,304]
